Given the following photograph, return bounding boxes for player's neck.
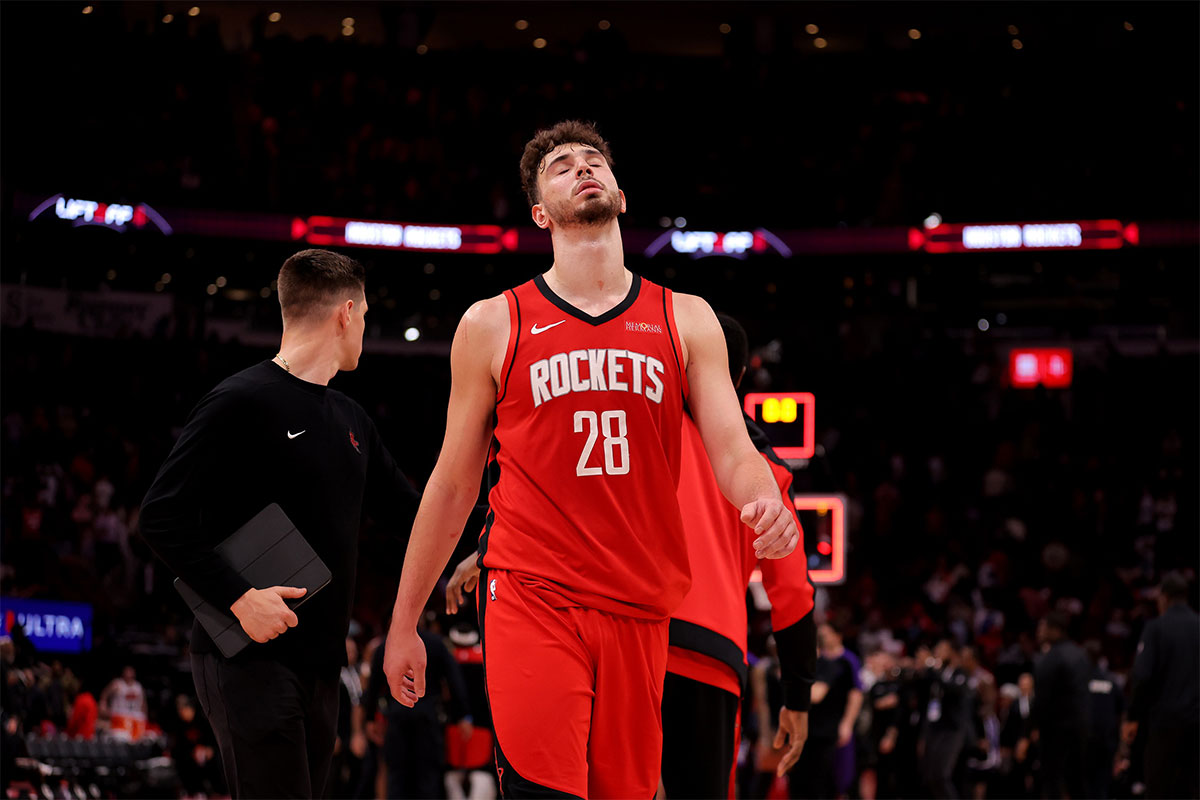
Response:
[275,329,340,386]
[546,221,628,299]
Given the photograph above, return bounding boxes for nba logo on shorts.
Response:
[490,578,497,601]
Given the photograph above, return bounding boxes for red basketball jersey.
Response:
[480,272,691,620]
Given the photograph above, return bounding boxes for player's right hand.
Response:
[773,708,808,776]
[741,496,799,559]
[445,554,481,614]
[383,626,426,708]
[229,586,305,643]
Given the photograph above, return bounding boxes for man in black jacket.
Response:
[364,619,473,800]
[139,249,421,799]
[1032,610,1090,800]
[1127,572,1199,800]
[919,639,976,800]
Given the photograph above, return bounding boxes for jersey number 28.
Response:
[574,410,629,476]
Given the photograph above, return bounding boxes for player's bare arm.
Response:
[383,295,508,707]
[675,293,799,560]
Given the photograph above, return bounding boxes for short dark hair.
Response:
[1043,609,1071,635]
[1161,571,1188,601]
[716,312,749,387]
[277,249,365,322]
[519,120,615,207]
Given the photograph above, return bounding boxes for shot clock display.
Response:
[742,392,816,460]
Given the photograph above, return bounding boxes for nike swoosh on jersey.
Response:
[530,320,566,335]
[287,430,306,439]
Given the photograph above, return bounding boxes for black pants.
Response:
[192,652,340,799]
[660,672,740,799]
[1144,721,1200,800]
[1039,731,1086,800]
[921,728,966,800]
[789,736,838,800]
[382,712,444,800]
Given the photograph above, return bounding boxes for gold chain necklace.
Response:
[274,353,291,372]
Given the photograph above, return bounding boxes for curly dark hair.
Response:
[519,120,615,207]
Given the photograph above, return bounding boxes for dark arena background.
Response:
[1,2,1198,799]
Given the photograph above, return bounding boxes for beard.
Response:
[545,186,622,227]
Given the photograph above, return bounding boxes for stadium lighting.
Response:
[404,327,420,342]
[268,12,281,23]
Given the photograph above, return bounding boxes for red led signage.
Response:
[299,216,516,254]
[1009,348,1073,388]
[742,392,816,459]
[911,220,1139,253]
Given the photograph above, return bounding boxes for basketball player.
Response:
[98,665,148,742]
[383,120,800,798]
[661,313,816,798]
[139,249,420,799]
[444,314,817,798]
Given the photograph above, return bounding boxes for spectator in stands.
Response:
[919,639,975,799]
[791,620,862,799]
[164,694,224,798]
[364,616,472,799]
[1083,640,1123,800]
[1126,571,1199,800]
[1032,611,1090,799]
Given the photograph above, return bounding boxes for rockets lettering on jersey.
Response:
[481,273,692,620]
[529,348,667,407]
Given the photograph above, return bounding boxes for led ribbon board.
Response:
[910,220,1138,253]
[742,392,816,459]
[27,193,173,234]
[643,229,793,258]
[299,216,514,254]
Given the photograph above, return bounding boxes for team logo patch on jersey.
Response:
[624,321,664,334]
[348,430,361,453]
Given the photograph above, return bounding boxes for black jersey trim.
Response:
[668,618,749,690]
[662,286,686,402]
[745,416,792,470]
[532,273,642,326]
[497,290,521,404]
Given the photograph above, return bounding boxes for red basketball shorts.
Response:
[478,568,669,799]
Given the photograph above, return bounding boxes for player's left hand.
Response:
[742,496,799,559]
[774,708,808,776]
[445,553,481,614]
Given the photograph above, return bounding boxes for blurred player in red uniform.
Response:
[383,120,800,798]
[662,313,816,798]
